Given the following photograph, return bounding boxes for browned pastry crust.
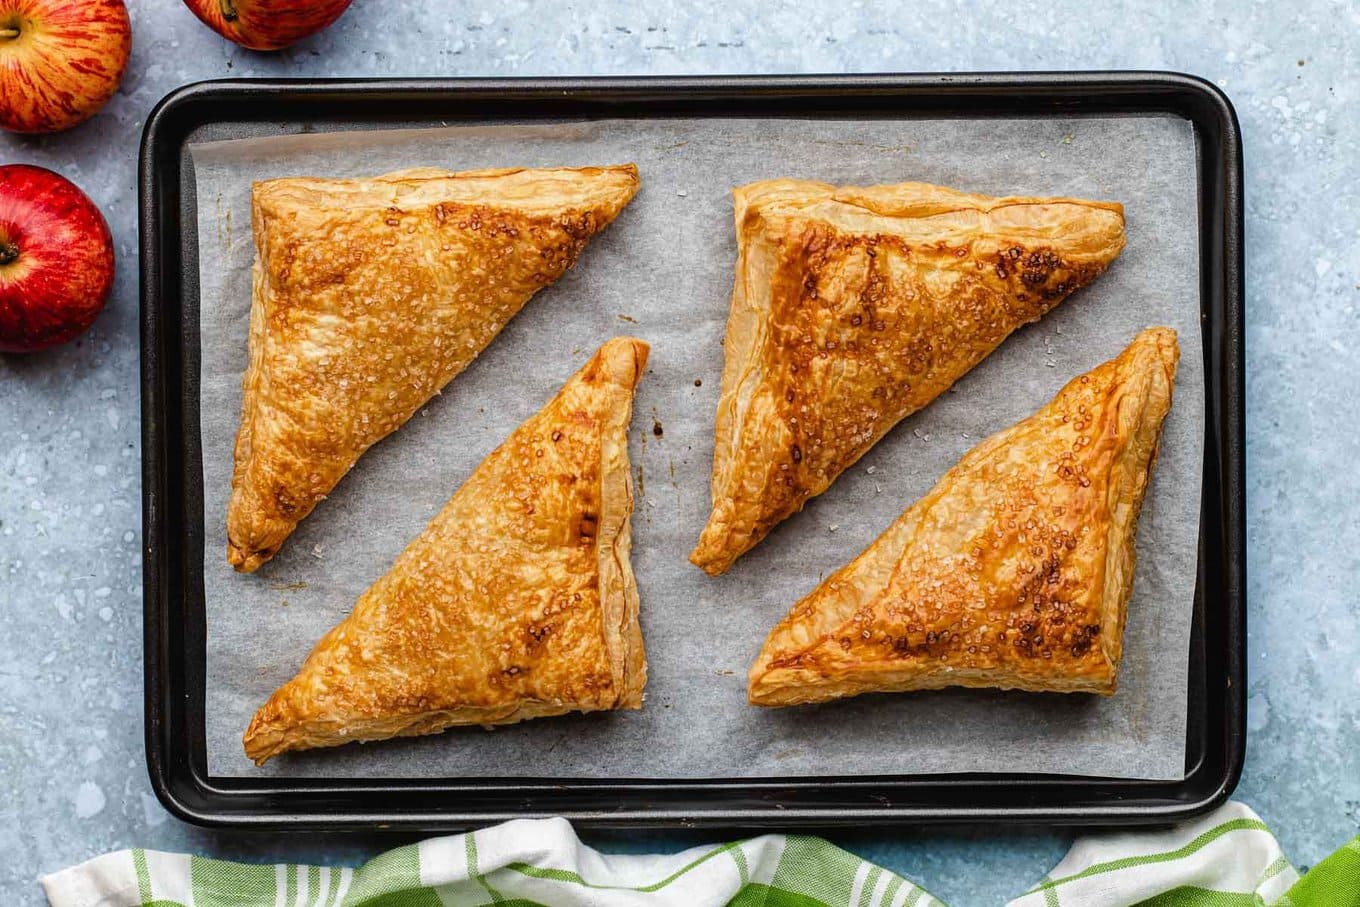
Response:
[228,165,640,572]
[691,179,1127,575]
[748,328,1178,705]
[243,337,649,764]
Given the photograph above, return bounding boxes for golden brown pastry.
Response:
[691,179,1127,575]
[228,164,640,572]
[748,328,1178,706]
[243,337,649,764]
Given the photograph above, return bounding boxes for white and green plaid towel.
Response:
[41,802,1360,906]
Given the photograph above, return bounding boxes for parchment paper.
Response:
[191,115,1202,780]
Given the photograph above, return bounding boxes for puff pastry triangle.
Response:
[692,179,1127,574]
[243,337,649,764]
[228,164,640,572]
[748,328,1178,706]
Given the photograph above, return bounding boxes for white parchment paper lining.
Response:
[191,115,1202,780]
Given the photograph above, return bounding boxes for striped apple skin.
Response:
[0,165,115,353]
[182,0,352,51]
[0,0,131,133]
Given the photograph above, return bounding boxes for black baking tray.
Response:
[140,73,1244,829]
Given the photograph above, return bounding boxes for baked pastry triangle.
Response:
[748,328,1178,706]
[243,337,649,764]
[691,179,1126,575]
[227,164,640,572]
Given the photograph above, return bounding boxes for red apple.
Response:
[0,0,131,134]
[182,0,352,51]
[0,165,114,353]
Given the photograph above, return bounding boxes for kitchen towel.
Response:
[40,802,1360,906]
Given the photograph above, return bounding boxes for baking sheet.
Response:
[191,114,1202,781]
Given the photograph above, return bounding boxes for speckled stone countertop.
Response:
[2,2,1357,904]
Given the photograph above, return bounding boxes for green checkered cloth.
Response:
[41,803,1360,906]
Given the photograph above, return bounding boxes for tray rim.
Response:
[140,71,1245,830]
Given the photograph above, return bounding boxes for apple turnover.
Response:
[244,337,649,764]
[692,179,1127,575]
[748,328,1178,705]
[227,164,639,572]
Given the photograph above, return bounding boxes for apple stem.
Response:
[0,28,20,39]
[217,0,238,22]
[0,242,17,266]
